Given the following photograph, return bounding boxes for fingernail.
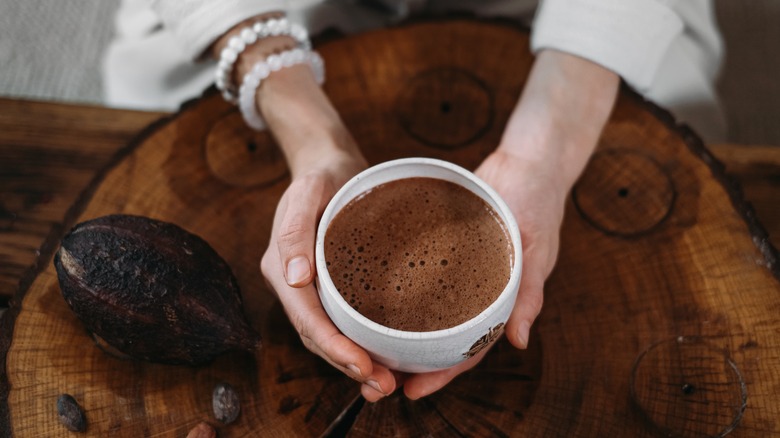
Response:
[347,363,362,377]
[366,379,385,395]
[286,256,310,286]
[517,321,530,349]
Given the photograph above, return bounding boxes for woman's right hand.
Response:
[260,148,400,403]
[213,15,398,401]
[254,61,399,402]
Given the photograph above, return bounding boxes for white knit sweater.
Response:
[103,0,725,140]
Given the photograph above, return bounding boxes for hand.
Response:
[215,15,401,402]
[261,151,402,402]
[475,150,565,348]
[398,151,565,400]
[400,49,619,399]
[255,60,402,402]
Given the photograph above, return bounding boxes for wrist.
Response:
[285,125,367,179]
[498,49,619,189]
[211,13,295,73]
[255,65,365,177]
[211,14,363,177]
[212,13,305,103]
[288,140,368,184]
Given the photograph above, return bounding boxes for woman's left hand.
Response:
[399,49,619,399]
[399,147,568,399]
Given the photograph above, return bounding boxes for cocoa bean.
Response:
[186,422,217,438]
[57,394,86,432]
[54,214,261,366]
[212,382,241,424]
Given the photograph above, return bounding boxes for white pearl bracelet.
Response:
[238,48,325,131]
[216,17,311,103]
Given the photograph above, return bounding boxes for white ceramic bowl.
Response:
[315,158,522,372]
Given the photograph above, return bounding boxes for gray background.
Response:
[0,0,778,144]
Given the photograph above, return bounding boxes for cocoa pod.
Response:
[54,214,261,365]
[57,394,87,432]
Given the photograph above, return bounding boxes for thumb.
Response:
[505,245,548,350]
[277,177,326,287]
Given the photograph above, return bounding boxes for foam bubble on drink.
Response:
[324,177,512,332]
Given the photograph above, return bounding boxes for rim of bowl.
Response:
[315,157,522,341]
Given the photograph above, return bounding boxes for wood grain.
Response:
[2,20,780,437]
[0,99,166,301]
[2,116,778,305]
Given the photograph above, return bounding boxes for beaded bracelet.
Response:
[238,48,325,131]
[216,17,311,103]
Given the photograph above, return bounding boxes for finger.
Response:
[296,304,397,397]
[402,348,490,400]
[277,176,326,287]
[264,240,374,376]
[304,324,397,399]
[361,371,407,402]
[392,370,408,389]
[505,244,548,350]
[265,252,397,395]
[361,379,389,402]
[282,281,373,376]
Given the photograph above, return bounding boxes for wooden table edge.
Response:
[620,88,779,280]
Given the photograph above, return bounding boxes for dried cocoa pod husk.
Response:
[54,214,261,365]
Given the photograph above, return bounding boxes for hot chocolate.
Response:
[324,177,513,331]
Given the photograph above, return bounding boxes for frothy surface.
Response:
[324,177,512,331]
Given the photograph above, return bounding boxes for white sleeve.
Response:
[150,0,289,60]
[530,0,721,93]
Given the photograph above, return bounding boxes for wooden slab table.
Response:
[2,20,780,437]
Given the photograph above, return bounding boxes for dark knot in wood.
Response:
[205,110,288,188]
[572,148,676,237]
[395,67,493,149]
[630,336,747,438]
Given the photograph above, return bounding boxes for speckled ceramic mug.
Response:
[315,158,522,373]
